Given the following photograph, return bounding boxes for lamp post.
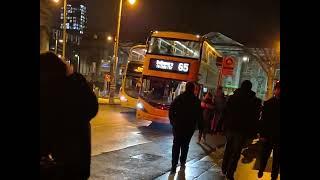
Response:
[55,30,58,54]
[75,54,80,72]
[109,0,136,104]
[52,0,67,59]
[62,0,67,59]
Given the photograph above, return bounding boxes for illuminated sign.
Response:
[101,63,111,72]
[101,63,110,68]
[134,66,143,73]
[149,59,190,74]
[222,56,235,76]
[203,87,208,93]
[127,63,143,75]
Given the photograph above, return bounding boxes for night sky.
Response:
[85,0,279,47]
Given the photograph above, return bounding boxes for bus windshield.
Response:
[147,37,201,59]
[140,76,186,106]
[124,75,141,98]
[123,62,143,98]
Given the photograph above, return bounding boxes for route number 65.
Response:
[178,63,189,72]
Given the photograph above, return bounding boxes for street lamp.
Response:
[109,0,136,104]
[107,35,113,41]
[242,56,249,62]
[128,0,136,5]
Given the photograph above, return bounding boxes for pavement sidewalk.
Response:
[155,137,280,180]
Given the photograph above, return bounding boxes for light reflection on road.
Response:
[91,105,153,156]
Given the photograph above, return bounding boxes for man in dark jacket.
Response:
[258,81,280,180]
[40,52,98,180]
[169,82,202,174]
[221,80,262,180]
[56,72,98,180]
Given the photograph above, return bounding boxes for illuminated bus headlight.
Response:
[120,95,127,102]
[136,102,144,109]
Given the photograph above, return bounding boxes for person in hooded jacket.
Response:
[221,80,262,180]
[40,52,98,180]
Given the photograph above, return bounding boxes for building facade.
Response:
[49,0,87,71]
[204,32,280,100]
[79,32,135,90]
[59,0,87,34]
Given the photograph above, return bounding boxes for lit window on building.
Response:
[80,5,86,10]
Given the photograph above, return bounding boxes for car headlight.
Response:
[120,95,127,102]
[136,102,144,109]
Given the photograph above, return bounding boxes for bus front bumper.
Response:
[136,109,170,124]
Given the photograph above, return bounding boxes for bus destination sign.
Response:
[149,58,190,74]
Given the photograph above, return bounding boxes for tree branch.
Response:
[242,47,269,74]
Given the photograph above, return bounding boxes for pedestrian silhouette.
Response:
[212,86,227,134]
[258,81,280,180]
[221,80,262,180]
[198,92,214,143]
[40,52,98,180]
[169,82,202,174]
